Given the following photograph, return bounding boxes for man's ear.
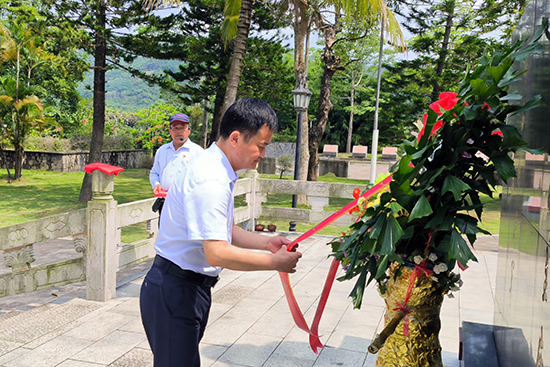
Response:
[229,131,240,147]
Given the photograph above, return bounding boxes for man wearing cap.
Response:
[149,113,203,216]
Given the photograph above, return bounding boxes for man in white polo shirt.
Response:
[140,98,302,367]
[149,113,203,215]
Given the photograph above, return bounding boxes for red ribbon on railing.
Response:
[280,175,393,353]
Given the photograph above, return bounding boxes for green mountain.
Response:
[78,57,181,111]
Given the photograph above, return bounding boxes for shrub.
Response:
[25,136,72,152]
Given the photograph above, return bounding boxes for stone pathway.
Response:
[0,233,499,367]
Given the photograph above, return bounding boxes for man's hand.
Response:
[153,184,162,195]
[271,245,302,273]
[267,236,299,254]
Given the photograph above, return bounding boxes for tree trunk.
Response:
[0,146,12,179]
[208,86,226,145]
[308,21,341,181]
[201,98,209,149]
[346,85,355,153]
[221,0,252,116]
[293,3,310,204]
[13,140,23,179]
[14,49,22,179]
[79,2,107,203]
[432,0,455,100]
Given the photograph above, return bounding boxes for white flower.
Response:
[433,263,448,274]
[428,253,438,262]
[431,276,438,282]
[414,255,424,264]
[466,138,474,144]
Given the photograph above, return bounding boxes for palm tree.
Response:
[0,22,50,179]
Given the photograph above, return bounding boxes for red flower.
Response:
[417,92,459,142]
[353,188,361,199]
[348,206,360,214]
[492,129,503,136]
[429,92,458,114]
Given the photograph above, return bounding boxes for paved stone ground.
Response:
[0,231,499,367]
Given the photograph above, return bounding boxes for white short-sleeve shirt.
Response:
[154,142,237,277]
[149,139,204,190]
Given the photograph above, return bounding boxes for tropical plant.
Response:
[0,20,53,179]
[330,24,546,309]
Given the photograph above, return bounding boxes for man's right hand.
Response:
[272,245,302,273]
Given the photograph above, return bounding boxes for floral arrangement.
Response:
[331,26,546,308]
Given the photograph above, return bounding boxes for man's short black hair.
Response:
[219,98,279,141]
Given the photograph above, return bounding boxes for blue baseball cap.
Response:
[169,113,189,125]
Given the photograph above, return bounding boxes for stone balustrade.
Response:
[0,169,366,301]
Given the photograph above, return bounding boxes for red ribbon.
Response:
[280,175,392,353]
[155,189,168,198]
[395,261,434,337]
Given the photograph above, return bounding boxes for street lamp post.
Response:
[289,76,312,231]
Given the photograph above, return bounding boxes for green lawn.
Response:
[0,169,152,228]
[1,169,502,238]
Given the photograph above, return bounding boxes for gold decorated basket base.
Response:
[372,265,445,367]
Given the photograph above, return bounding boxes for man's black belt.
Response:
[154,255,219,288]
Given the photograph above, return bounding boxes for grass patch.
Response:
[1,169,502,239]
[0,169,152,228]
[121,222,150,243]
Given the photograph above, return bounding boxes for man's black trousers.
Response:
[140,262,212,367]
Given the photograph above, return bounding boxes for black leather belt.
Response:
[154,255,219,288]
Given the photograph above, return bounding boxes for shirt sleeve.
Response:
[184,179,232,242]
[149,149,162,189]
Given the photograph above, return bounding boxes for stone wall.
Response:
[266,142,295,159]
[0,150,148,172]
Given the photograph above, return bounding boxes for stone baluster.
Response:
[86,164,122,301]
[242,169,259,231]
[308,196,329,223]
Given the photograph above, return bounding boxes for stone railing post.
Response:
[242,169,260,231]
[85,163,124,301]
[308,196,330,223]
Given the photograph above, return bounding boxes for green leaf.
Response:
[375,255,389,280]
[442,176,471,201]
[391,179,414,197]
[380,214,404,255]
[509,95,542,116]
[409,194,433,221]
[388,201,405,216]
[470,79,501,100]
[450,227,478,265]
[350,266,368,309]
[468,191,483,220]
[454,214,480,235]
[368,213,387,241]
[491,153,517,182]
[488,60,513,85]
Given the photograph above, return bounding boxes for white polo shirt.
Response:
[154,142,237,277]
[149,139,204,190]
